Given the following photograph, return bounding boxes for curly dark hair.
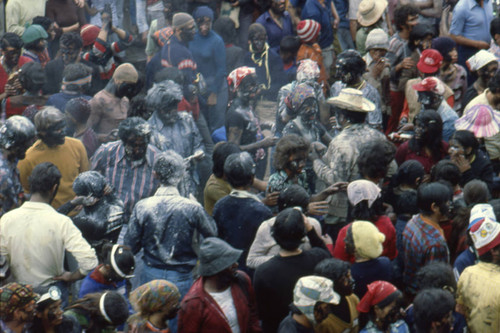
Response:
[394,4,420,31]
[357,139,396,180]
[409,111,443,163]
[59,31,83,50]
[273,134,310,170]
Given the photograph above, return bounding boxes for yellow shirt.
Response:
[457,262,500,333]
[203,174,232,216]
[18,137,89,209]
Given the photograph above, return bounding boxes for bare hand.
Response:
[332,19,339,30]
[476,41,490,50]
[4,83,19,97]
[451,154,471,173]
[371,59,386,78]
[400,57,415,70]
[207,92,217,106]
[231,0,239,6]
[74,0,85,8]
[321,234,333,245]
[103,184,112,195]
[311,141,327,155]
[307,201,329,216]
[262,191,279,206]
[53,271,75,282]
[329,116,338,129]
[324,182,348,195]
[260,136,278,148]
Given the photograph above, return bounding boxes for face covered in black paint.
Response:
[237,74,259,105]
[115,81,140,99]
[417,91,443,111]
[286,151,307,175]
[40,120,66,147]
[60,45,80,65]
[196,17,212,37]
[32,39,47,53]
[216,262,238,290]
[180,22,196,42]
[2,47,21,69]
[123,134,148,162]
[299,97,318,127]
[8,140,32,160]
[250,32,267,53]
[335,62,358,86]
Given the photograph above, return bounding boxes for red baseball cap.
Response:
[417,49,443,74]
[412,77,445,95]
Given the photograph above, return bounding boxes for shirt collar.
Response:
[22,201,56,211]
[229,189,262,203]
[116,142,154,167]
[155,185,180,197]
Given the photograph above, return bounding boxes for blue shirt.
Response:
[189,30,227,93]
[449,0,493,44]
[46,92,92,114]
[333,0,349,29]
[256,11,294,54]
[301,0,334,48]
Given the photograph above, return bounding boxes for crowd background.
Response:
[1,0,500,332]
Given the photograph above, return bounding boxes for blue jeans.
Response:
[141,265,194,333]
[336,28,355,51]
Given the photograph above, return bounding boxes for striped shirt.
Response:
[90,141,160,219]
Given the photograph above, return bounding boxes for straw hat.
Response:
[327,88,375,112]
[357,0,388,27]
[455,104,500,138]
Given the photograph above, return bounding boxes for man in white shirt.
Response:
[0,162,97,303]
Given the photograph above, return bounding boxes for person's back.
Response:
[0,162,97,287]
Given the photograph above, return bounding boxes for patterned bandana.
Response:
[285,83,315,113]
[130,280,180,315]
[0,283,38,318]
[296,59,320,83]
[227,66,256,92]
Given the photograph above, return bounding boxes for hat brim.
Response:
[417,61,439,74]
[198,248,243,276]
[327,96,375,113]
[357,1,388,27]
[477,232,500,256]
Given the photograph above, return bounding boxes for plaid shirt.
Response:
[91,141,160,219]
[402,214,450,293]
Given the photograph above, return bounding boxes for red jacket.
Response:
[178,271,262,333]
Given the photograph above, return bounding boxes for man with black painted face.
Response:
[0,33,33,101]
[88,63,140,144]
[330,50,383,131]
[161,13,198,88]
[18,107,89,209]
[0,116,35,216]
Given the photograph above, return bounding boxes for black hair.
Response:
[213,16,237,44]
[416,262,456,292]
[314,258,351,282]
[62,63,92,92]
[65,97,92,124]
[25,39,45,52]
[277,184,310,212]
[72,171,107,199]
[463,179,490,205]
[488,71,500,94]
[350,197,385,223]
[280,35,301,55]
[272,208,306,251]
[359,288,403,329]
[0,32,23,50]
[395,160,425,187]
[223,152,255,188]
[451,130,479,152]
[153,67,184,86]
[29,162,61,196]
[273,134,310,170]
[417,182,452,216]
[336,107,368,124]
[491,17,500,38]
[18,61,45,93]
[357,139,396,180]
[101,243,135,277]
[489,198,500,220]
[431,160,461,187]
[33,285,60,313]
[32,16,54,32]
[128,94,150,120]
[336,50,366,78]
[59,31,83,50]
[118,117,151,143]
[212,142,241,178]
[409,111,443,162]
[248,23,266,41]
[408,24,435,51]
[66,292,129,327]
[393,4,420,31]
[395,189,419,216]
[413,288,455,333]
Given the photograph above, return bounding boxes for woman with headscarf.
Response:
[126,280,181,333]
[225,66,278,179]
[357,281,408,332]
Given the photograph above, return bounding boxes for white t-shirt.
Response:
[209,287,241,333]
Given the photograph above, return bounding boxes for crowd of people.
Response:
[1,0,500,332]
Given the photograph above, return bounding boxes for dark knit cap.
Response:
[193,6,214,21]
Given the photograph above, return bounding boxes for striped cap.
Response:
[293,276,340,323]
[297,20,321,43]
